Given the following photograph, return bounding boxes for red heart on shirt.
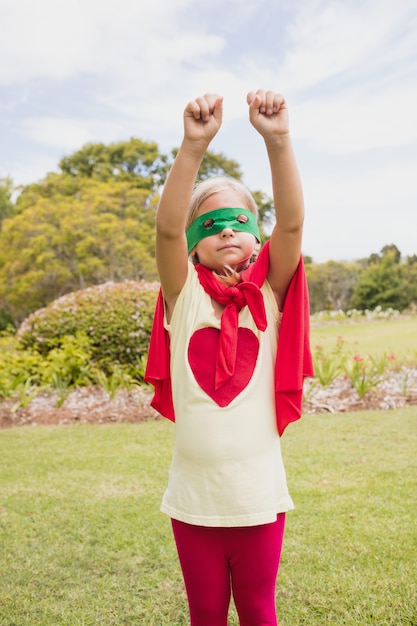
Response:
[188,327,259,406]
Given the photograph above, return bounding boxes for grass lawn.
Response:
[1,407,416,625]
[310,316,417,359]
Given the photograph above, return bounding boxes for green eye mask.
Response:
[186,207,260,254]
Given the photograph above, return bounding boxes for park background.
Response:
[1,0,416,623]
[1,131,416,625]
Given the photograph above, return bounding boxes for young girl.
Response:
[146,90,313,626]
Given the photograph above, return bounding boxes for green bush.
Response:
[41,332,95,387]
[0,340,44,399]
[0,308,15,332]
[17,280,160,372]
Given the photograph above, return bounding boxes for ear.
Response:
[190,251,199,265]
[250,240,261,264]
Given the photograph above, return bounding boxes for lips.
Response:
[218,244,239,251]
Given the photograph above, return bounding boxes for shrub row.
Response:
[17,279,160,370]
[2,281,416,412]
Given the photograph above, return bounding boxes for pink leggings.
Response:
[171,513,285,626]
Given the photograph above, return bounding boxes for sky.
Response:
[1,0,416,263]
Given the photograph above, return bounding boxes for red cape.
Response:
[145,242,314,436]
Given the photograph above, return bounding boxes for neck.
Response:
[214,265,242,286]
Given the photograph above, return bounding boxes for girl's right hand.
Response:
[183,93,223,146]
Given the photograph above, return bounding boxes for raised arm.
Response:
[247,90,304,310]
[156,94,223,319]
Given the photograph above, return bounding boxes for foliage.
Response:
[368,350,397,375]
[0,177,158,322]
[93,363,140,400]
[0,308,15,332]
[350,253,409,311]
[40,333,95,407]
[310,325,415,398]
[41,332,94,387]
[0,331,94,407]
[251,190,276,241]
[59,138,169,190]
[0,307,416,412]
[306,245,417,314]
[312,336,345,387]
[0,322,149,409]
[365,243,402,266]
[0,339,44,400]
[2,131,416,324]
[196,149,243,181]
[342,354,382,397]
[17,279,159,372]
[306,260,358,313]
[0,141,265,324]
[0,177,16,229]
[402,255,417,307]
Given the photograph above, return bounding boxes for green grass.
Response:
[1,408,416,625]
[310,317,417,359]
[279,407,417,625]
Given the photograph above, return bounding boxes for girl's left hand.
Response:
[247,90,289,139]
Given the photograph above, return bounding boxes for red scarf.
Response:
[145,242,313,435]
[195,263,267,389]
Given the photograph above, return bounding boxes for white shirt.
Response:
[160,263,294,527]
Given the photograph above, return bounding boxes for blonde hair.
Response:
[187,176,260,284]
[187,176,259,229]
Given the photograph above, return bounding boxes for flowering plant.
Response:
[312,336,346,387]
[343,355,381,398]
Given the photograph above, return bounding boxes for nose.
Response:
[220,227,235,238]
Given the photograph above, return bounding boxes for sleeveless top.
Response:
[160,263,294,527]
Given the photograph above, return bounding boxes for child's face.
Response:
[192,191,259,272]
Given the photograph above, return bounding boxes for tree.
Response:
[305,261,358,313]
[251,190,275,241]
[0,140,275,323]
[0,177,16,229]
[59,138,169,190]
[402,255,417,308]
[0,307,14,331]
[381,244,401,264]
[350,254,409,311]
[196,150,243,181]
[0,177,158,322]
[362,243,402,267]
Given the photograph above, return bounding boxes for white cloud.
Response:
[276,0,417,154]
[0,0,195,84]
[301,155,417,261]
[281,0,417,91]
[290,80,417,153]
[4,0,415,155]
[304,157,417,210]
[1,0,416,261]
[19,117,123,151]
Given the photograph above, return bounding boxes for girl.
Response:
[146,90,313,625]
